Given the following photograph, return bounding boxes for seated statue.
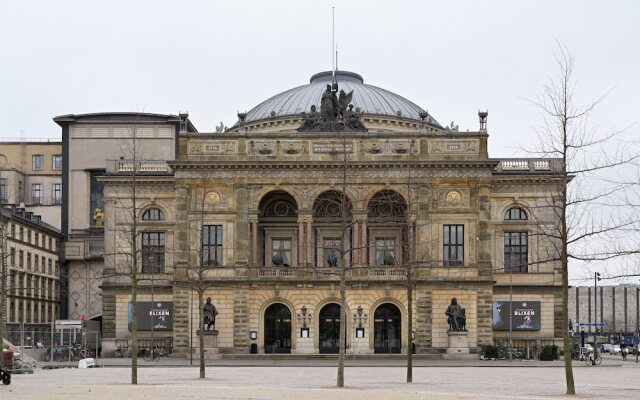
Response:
[445,297,466,331]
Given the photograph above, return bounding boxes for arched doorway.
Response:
[318,303,342,353]
[264,303,292,353]
[374,303,401,354]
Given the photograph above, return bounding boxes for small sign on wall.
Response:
[356,328,365,338]
[300,328,309,338]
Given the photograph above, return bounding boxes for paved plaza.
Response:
[1,356,639,400]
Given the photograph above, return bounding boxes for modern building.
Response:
[87,70,565,356]
[1,205,62,344]
[0,140,62,229]
[53,113,197,321]
[569,285,640,336]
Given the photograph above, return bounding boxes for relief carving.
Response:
[428,139,479,154]
[249,141,278,155]
[281,141,306,155]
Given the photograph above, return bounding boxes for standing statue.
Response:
[320,84,339,122]
[93,207,105,227]
[445,297,466,331]
[202,297,218,331]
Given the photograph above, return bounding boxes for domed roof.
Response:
[241,70,441,128]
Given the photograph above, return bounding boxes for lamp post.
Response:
[594,272,601,336]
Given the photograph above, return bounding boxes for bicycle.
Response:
[584,349,602,366]
[143,347,166,362]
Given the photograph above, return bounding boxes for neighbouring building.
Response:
[1,205,62,345]
[81,70,566,356]
[569,285,640,336]
[53,113,196,321]
[0,140,62,229]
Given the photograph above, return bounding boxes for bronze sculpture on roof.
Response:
[298,81,367,132]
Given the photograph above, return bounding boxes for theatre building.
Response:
[80,70,563,355]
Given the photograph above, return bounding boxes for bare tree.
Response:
[0,203,8,359]
[525,44,638,395]
[173,183,220,379]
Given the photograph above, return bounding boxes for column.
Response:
[305,217,313,267]
[250,217,259,266]
[297,217,305,266]
[353,221,360,266]
[361,220,368,266]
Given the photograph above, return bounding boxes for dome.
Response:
[240,70,441,128]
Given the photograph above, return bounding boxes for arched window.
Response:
[505,207,527,221]
[142,208,165,221]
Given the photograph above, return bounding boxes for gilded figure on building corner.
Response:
[93,206,105,227]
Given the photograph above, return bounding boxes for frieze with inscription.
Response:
[428,139,479,154]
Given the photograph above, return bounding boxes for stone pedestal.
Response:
[190,330,222,360]
[442,330,477,360]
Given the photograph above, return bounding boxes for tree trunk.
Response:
[406,282,413,383]
[198,290,205,379]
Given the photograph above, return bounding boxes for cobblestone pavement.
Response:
[1,357,638,400]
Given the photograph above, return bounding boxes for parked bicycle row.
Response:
[40,344,95,362]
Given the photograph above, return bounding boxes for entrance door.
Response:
[374,303,401,354]
[319,303,341,353]
[264,303,292,354]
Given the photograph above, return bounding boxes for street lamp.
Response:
[594,272,601,335]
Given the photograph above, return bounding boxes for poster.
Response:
[492,301,540,331]
[128,301,173,331]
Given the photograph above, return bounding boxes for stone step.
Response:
[222,353,443,360]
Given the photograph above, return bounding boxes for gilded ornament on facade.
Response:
[445,190,462,206]
[205,191,221,205]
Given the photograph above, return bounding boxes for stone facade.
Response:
[59,72,565,356]
[569,285,640,335]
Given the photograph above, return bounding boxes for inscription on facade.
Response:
[312,142,354,153]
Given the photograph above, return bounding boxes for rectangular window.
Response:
[52,155,62,170]
[48,259,52,274]
[32,154,43,170]
[19,250,24,267]
[35,233,39,247]
[31,183,43,204]
[375,237,396,266]
[53,183,62,205]
[323,238,341,267]
[11,224,15,238]
[443,225,464,266]
[89,171,105,226]
[271,238,292,267]
[504,232,528,273]
[0,178,7,200]
[142,232,165,273]
[10,248,15,266]
[27,252,32,270]
[41,256,46,272]
[48,237,52,250]
[19,227,24,241]
[34,254,39,271]
[202,225,223,267]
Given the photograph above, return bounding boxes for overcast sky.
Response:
[1,0,638,284]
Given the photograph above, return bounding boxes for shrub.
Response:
[482,344,499,359]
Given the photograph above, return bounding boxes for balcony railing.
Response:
[107,160,171,174]
[494,159,561,172]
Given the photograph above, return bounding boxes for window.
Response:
[34,255,39,271]
[504,232,528,273]
[19,250,24,267]
[202,225,223,267]
[11,224,15,238]
[10,248,15,266]
[89,171,105,226]
[443,225,464,266]
[142,208,165,221]
[375,238,396,266]
[35,233,39,247]
[27,230,31,243]
[323,238,341,267]
[505,207,528,221]
[52,155,62,170]
[19,227,24,241]
[53,183,62,205]
[271,238,292,267]
[32,154,43,170]
[142,232,165,273]
[0,178,7,200]
[48,237,52,250]
[48,259,52,274]
[31,183,43,204]
[41,256,46,272]
[27,252,32,270]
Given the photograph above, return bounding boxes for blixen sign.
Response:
[128,301,173,331]
[492,301,541,331]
